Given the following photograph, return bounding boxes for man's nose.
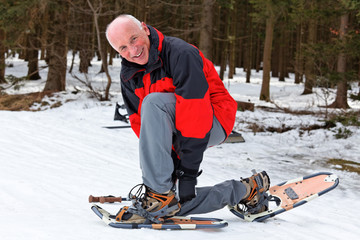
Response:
[129,45,138,55]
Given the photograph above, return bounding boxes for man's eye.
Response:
[131,37,137,42]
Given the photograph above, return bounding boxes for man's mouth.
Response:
[134,49,143,58]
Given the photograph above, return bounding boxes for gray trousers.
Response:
[139,93,246,216]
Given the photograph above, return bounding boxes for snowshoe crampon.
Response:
[228,172,339,222]
[91,204,228,230]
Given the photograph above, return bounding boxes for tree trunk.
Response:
[87,0,112,101]
[271,40,279,78]
[108,48,114,66]
[219,7,229,80]
[43,1,69,92]
[79,50,91,73]
[358,62,360,84]
[26,33,41,80]
[245,1,252,83]
[255,25,262,72]
[0,28,5,84]
[219,38,227,80]
[303,11,317,95]
[245,21,253,83]
[27,48,41,80]
[69,50,76,74]
[214,5,222,66]
[279,27,287,82]
[199,0,213,61]
[79,1,93,74]
[284,29,290,79]
[358,63,360,98]
[98,14,111,74]
[228,0,236,79]
[329,14,350,109]
[237,1,246,70]
[295,24,304,84]
[40,4,49,61]
[260,14,275,101]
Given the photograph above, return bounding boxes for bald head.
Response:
[106,15,151,65]
[106,15,142,44]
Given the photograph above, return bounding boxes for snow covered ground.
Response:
[1,54,360,240]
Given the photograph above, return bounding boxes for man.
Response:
[106,14,270,223]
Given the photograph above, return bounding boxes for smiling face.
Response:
[106,16,151,65]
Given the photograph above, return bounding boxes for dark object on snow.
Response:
[114,103,128,123]
[103,125,131,129]
[89,195,127,203]
[225,131,245,143]
[236,101,254,112]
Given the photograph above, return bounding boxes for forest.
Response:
[1,0,360,108]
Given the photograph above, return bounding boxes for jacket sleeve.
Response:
[168,42,214,176]
[121,80,141,138]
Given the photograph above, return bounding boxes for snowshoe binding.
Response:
[233,170,270,215]
[115,184,181,224]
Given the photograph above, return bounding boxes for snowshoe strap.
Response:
[246,192,269,214]
[115,206,129,221]
[126,201,180,224]
[127,201,163,224]
[268,195,281,206]
[147,203,180,219]
[252,169,264,190]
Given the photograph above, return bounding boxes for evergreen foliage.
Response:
[0,0,359,107]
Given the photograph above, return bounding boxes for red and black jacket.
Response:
[120,25,237,176]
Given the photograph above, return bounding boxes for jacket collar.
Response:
[120,25,163,82]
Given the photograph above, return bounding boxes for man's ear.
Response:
[141,22,150,35]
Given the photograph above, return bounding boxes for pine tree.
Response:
[251,0,291,101]
[43,0,70,92]
[302,0,318,95]
[329,0,360,108]
[199,0,214,60]
[0,0,44,81]
[328,13,350,108]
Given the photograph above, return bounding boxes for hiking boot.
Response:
[235,171,270,214]
[115,185,180,223]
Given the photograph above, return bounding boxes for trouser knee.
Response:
[142,93,175,111]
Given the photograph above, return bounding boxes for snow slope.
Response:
[1,55,360,240]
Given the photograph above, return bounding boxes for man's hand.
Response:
[178,176,197,203]
[176,168,200,203]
